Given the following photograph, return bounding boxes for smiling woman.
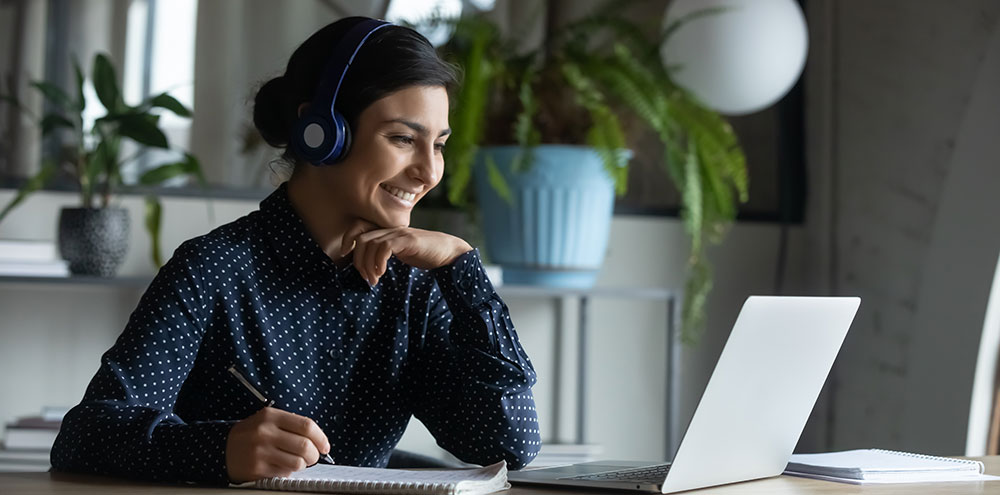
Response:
[48,16,541,485]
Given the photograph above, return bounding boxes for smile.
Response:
[379,184,417,205]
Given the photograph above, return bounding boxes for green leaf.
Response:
[83,140,114,206]
[681,144,703,255]
[29,81,73,110]
[144,195,164,268]
[149,93,191,117]
[681,256,713,343]
[0,162,57,224]
[92,53,122,112]
[443,20,495,208]
[40,113,74,135]
[117,114,169,148]
[183,153,208,187]
[138,155,200,185]
[73,57,86,112]
[485,155,513,205]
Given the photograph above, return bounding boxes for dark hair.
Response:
[253,17,457,165]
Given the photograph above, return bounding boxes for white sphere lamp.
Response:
[661,0,808,116]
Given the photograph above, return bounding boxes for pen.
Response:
[227,364,335,465]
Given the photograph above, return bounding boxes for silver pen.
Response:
[227,364,334,465]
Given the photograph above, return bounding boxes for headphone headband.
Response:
[315,19,392,123]
[291,18,393,165]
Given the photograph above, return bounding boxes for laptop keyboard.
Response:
[562,463,672,483]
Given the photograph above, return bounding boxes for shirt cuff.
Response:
[431,248,497,308]
[150,420,237,485]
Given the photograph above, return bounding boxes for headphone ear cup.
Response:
[322,111,351,164]
[292,113,337,164]
[338,114,352,161]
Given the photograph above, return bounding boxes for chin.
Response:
[377,214,410,229]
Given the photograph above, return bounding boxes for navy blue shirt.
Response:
[51,182,541,484]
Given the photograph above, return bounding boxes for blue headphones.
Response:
[290,18,393,165]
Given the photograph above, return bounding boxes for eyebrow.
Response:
[383,119,451,138]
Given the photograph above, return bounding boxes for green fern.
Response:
[442,18,496,207]
[438,7,749,342]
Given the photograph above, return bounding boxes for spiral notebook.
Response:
[784,449,994,484]
[239,460,508,495]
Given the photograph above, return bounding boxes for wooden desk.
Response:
[1,457,999,494]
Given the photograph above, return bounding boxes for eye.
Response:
[434,142,446,153]
[390,135,414,145]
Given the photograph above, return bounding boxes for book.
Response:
[0,448,50,473]
[242,460,509,494]
[0,239,58,262]
[784,449,989,484]
[0,260,69,277]
[2,426,60,451]
[40,406,70,422]
[3,417,62,451]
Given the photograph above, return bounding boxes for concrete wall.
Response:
[825,0,1000,455]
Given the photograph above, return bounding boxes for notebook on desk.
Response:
[236,461,508,494]
[508,296,861,493]
[784,449,990,484]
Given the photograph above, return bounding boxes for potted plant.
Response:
[427,4,747,340]
[0,52,206,276]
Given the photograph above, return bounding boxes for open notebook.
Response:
[784,449,994,484]
[235,461,509,495]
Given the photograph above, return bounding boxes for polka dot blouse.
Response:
[50,182,541,484]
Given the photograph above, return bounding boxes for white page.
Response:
[283,462,503,483]
[785,471,1000,484]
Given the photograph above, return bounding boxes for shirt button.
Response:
[328,348,340,358]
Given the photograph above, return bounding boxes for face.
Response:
[319,85,450,228]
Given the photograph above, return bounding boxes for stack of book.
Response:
[0,239,69,277]
[0,407,68,472]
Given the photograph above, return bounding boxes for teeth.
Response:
[382,184,416,202]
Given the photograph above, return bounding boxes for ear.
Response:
[297,102,310,118]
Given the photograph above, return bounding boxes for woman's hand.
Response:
[340,219,473,286]
[225,407,331,483]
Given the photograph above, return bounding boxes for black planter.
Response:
[58,207,130,277]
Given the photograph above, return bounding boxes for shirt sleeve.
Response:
[405,248,541,469]
[50,240,236,484]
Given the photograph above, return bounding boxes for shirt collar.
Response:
[258,182,373,292]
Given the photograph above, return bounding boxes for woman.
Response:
[51,16,541,484]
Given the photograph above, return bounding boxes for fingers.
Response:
[354,229,401,286]
[265,447,311,474]
[340,219,379,257]
[227,408,329,483]
[271,409,331,455]
[272,431,320,467]
[363,233,397,285]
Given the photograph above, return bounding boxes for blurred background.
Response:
[0,0,998,471]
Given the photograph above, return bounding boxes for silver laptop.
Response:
[509,296,861,493]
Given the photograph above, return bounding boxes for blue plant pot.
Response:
[473,145,620,288]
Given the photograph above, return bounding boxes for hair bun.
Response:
[253,75,293,147]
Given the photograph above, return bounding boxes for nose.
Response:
[407,143,439,186]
